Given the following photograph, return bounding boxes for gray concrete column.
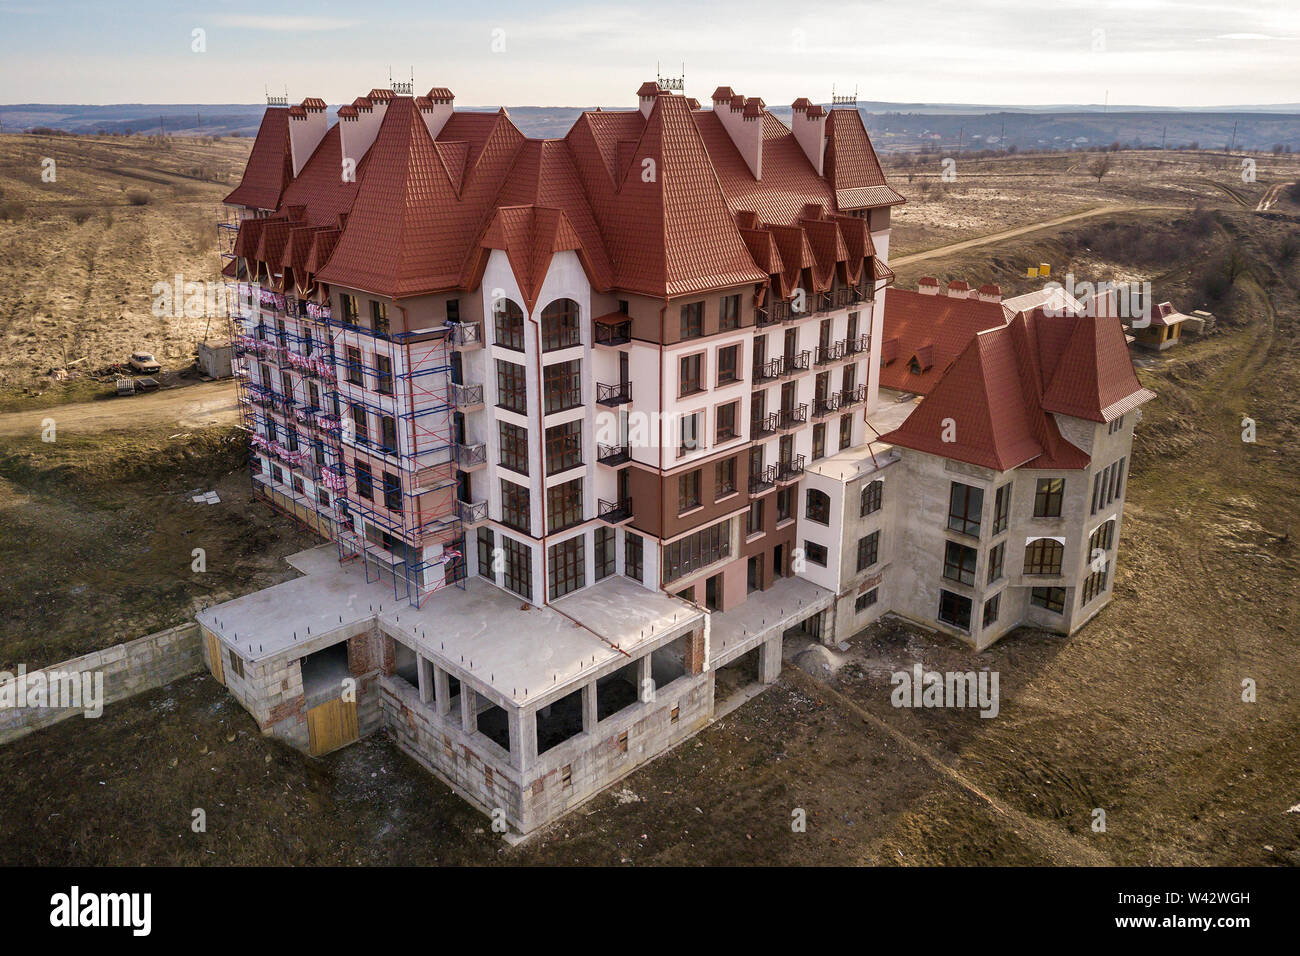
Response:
[460,686,477,734]
[581,681,597,732]
[758,634,782,684]
[509,706,538,773]
[434,667,451,716]
[637,654,653,703]
[417,657,433,704]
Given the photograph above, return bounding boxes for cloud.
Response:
[211,14,360,32]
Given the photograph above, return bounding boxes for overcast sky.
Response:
[2,0,1298,107]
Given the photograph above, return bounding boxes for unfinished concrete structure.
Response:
[203,83,1153,833]
[816,278,1156,649]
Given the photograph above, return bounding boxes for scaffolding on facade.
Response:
[224,261,347,541]
[323,313,468,608]
[219,209,470,608]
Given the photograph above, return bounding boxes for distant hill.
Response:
[3,102,1297,152]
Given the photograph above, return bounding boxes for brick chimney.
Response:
[918,276,940,296]
[339,91,391,170]
[418,87,455,140]
[947,280,971,299]
[288,98,329,178]
[977,283,1002,303]
[637,82,661,119]
[791,98,828,176]
[712,86,763,180]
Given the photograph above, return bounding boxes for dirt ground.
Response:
[0,423,318,672]
[883,148,1300,258]
[0,145,1297,866]
[0,133,251,394]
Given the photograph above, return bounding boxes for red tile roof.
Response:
[881,308,1153,471]
[880,288,1009,394]
[228,87,903,303]
[276,124,362,227]
[824,108,905,209]
[316,99,525,297]
[1035,306,1157,422]
[693,110,838,226]
[224,108,292,210]
[480,204,586,311]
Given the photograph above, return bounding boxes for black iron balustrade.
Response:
[596,381,633,406]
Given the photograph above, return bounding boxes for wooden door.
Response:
[203,630,225,686]
[307,697,360,756]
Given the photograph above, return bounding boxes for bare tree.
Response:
[1090,154,1113,183]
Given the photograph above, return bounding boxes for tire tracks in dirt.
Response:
[784,667,1112,865]
[890,203,1183,268]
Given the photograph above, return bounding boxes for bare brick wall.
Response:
[0,623,203,746]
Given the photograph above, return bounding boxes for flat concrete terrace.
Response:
[196,549,378,663]
[198,547,704,709]
[709,574,835,670]
[381,575,704,709]
[863,388,921,442]
[802,389,917,484]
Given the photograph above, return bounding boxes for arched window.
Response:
[860,479,882,516]
[493,298,524,352]
[1088,519,1115,555]
[541,298,581,352]
[1024,538,1064,576]
[805,488,830,525]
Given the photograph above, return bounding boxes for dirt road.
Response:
[890,203,1179,267]
[0,379,239,438]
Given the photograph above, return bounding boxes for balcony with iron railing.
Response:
[748,464,777,494]
[598,497,633,523]
[596,442,632,466]
[840,384,868,407]
[447,321,483,350]
[776,454,806,482]
[457,498,488,525]
[754,305,781,328]
[451,382,485,410]
[782,350,811,376]
[815,341,845,365]
[751,411,778,437]
[596,380,633,406]
[813,392,843,418]
[844,333,871,355]
[778,404,809,430]
[752,357,782,382]
[456,442,487,470]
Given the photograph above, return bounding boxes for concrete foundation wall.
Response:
[0,622,202,745]
[379,669,712,833]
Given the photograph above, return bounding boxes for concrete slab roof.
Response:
[198,547,704,711]
[381,575,702,708]
[708,574,834,669]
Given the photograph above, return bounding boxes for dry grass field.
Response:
[0,133,251,399]
[884,148,1300,257]
[0,135,1297,865]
